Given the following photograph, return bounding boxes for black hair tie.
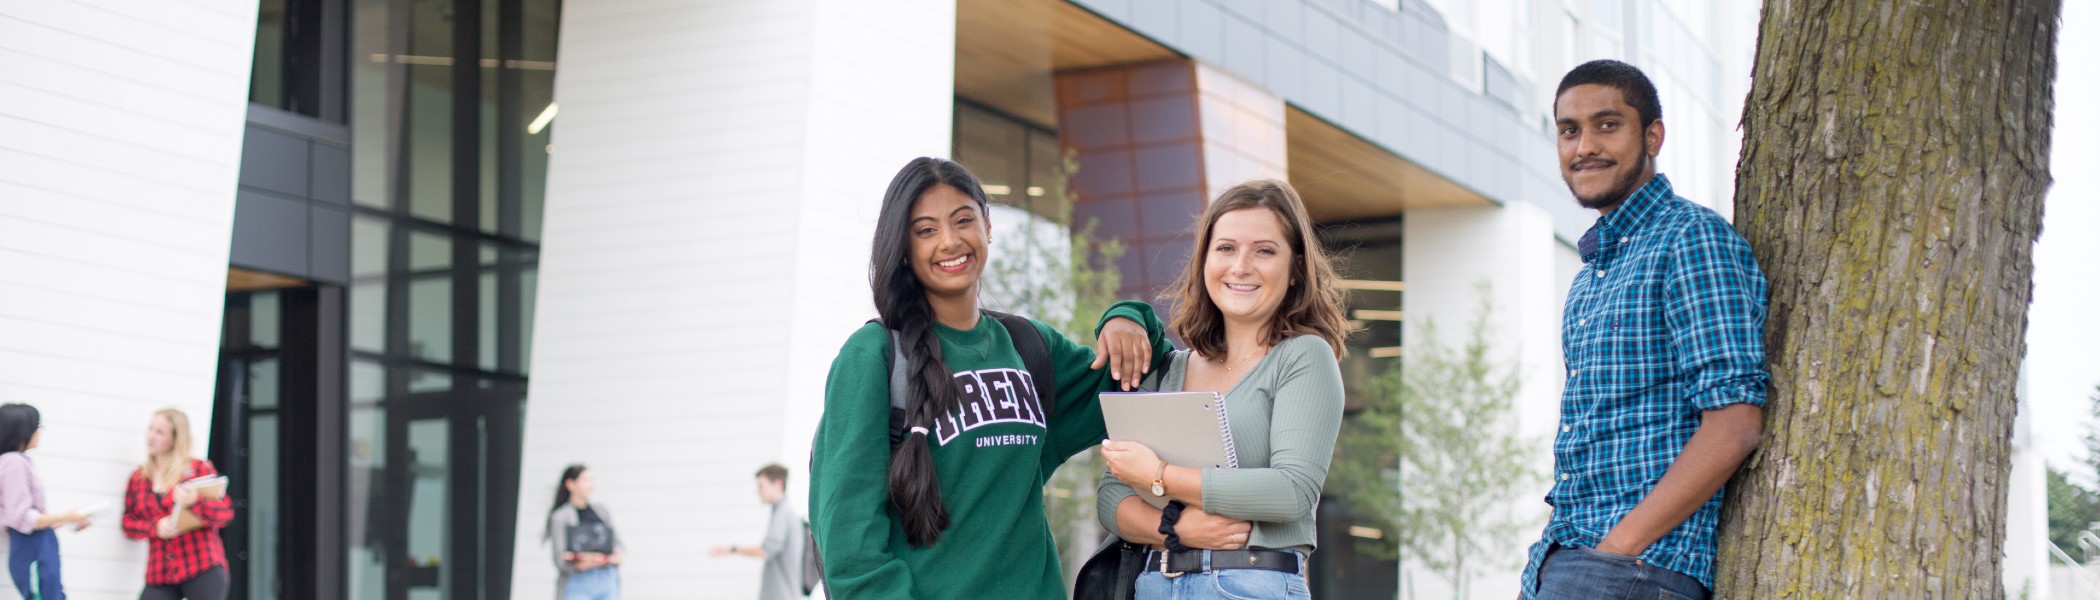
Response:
[1157,501,1190,552]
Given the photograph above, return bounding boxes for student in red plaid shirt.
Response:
[121,408,233,600]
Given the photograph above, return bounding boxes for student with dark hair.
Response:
[810,157,1171,599]
[545,465,623,600]
[1096,179,1349,600]
[0,403,90,600]
[710,464,801,600]
[1521,59,1768,600]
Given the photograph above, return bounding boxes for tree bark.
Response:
[1717,1,2058,597]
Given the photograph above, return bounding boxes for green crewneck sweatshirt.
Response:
[810,301,1169,600]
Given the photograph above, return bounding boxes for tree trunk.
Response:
[1717,1,2057,597]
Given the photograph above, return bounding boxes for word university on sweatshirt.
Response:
[931,368,1046,447]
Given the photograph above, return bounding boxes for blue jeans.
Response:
[1532,544,1708,600]
[1134,550,1310,600]
[7,528,63,600]
[563,566,619,600]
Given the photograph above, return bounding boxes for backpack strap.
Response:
[983,310,1056,420]
[871,319,912,448]
[876,311,1058,447]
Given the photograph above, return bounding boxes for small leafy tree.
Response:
[2046,464,2100,554]
[2050,384,2100,555]
[978,150,1129,593]
[1330,285,1540,598]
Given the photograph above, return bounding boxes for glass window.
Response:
[953,101,1065,222]
[340,0,557,596]
[251,0,288,109]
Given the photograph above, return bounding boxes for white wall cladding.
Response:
[1400,203,1567,600]
[511,0,955,597]
[0,1,259,598]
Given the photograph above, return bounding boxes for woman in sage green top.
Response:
[1098,179,1349,600]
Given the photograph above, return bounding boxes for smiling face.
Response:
[756,475,785,504]
[1555,83,1664,212]
[906,184,990,303]
[147,414,175,456]
[565,469,595,504]
[1202,207,1295,328]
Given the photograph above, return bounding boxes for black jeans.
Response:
[139,566,229,600]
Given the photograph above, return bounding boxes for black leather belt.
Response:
[1145,549,1300,577]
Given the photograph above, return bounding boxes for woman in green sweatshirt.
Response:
[1097,179,1349,600]
[809,157,1171,599]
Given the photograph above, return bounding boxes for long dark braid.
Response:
[869,157,991,547]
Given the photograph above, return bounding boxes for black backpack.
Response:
[803,310,1057,597]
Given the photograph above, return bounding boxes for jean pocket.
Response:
[1574,546,1641,564]
[1658,589,1694,600]
[1212,569,1294,600]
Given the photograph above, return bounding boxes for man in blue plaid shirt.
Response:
[1520,60,1770,600]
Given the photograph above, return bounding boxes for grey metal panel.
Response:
[1179,1,1224,65]
[1073,0,1130,22]
[231,190,312,277]
[309,203,350,285]
[1304,58,1343,123]
[1115,0,1589,239]
[1340,74,1377,135]
[1129,0,1178,45]
[1264,37,1304,100]
[1373,46,1414,97]
[1216,0,1263,21]
[1340,27,1378,77]
[1302,10,1339,62]
[1261,1,1304,39]
[1221,14,1265,79]
[310,143,351,205]
[240,127,312,199]
[246,103,350,146]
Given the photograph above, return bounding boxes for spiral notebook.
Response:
[1099,391,1239,508]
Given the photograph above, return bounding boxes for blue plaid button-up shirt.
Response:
[1521,174,1769,595]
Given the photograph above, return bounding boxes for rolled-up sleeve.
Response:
[1666,217,1770,412]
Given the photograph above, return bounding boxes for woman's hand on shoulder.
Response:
[1090,317,1153,391]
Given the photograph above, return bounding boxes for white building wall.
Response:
[0,1,258,598]
[511,0,954,597]
[2008,366,2052,598]
[1400,202,1565,600]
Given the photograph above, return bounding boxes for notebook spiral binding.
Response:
[1212,392,1240,469]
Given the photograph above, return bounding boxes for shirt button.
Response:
[1578,318,1587,326]
[1570,369,1580,378]
[1619,237,1629,243]
[1560,472,1570,481]
[1561,425,1571,433]
[1596,270,1606,278]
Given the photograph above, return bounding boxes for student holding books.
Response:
[122,408,233,600]
[545,464,622,600]
[810,157,1171,599]
[1097,179,1349,600]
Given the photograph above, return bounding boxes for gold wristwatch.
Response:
[1151,462,1168,497]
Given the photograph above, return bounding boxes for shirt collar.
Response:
[1582,173,1674,262]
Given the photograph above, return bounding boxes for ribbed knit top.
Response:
[1097,334,1345,555]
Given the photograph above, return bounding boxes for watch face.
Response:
[1150,483,1165,496]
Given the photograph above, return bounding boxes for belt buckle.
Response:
[1159,550,1183,579]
